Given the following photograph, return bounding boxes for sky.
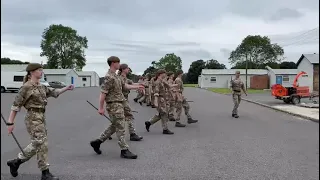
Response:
[1,0,319,77]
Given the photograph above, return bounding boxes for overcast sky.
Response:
[1,0,319,77]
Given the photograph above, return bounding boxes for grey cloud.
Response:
[269,8,303,21]
[220,48,232,58]
[177,49,212,59]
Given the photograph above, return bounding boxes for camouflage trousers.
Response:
[18,110,49,171]
[150,97,168,130]
[104,101,136,135]
[175,97,192,121]
[232,93,241,115]
[98,102,129,150]
[150,93,155,106]
[166,98,175,119]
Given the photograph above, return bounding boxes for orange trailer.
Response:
[271,71,310,104]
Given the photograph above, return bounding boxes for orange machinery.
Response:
[271,71,310,104]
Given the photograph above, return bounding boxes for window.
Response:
[13,76,24,82]
[210,77,216,83]
[302,74,308,77]
[82,77,87,81]
[282,75,289,82]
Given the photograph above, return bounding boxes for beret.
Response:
[26,63,43,72]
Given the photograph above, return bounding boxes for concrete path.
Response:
[1,87,319,180]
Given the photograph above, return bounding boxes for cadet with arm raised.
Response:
[89,56,144,159]
[6,63,74,180]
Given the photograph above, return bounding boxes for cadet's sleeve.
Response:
[176,79,183,93]
[11,85,29,112]
[162,80,170,89]
[45,86,60,98]
[127,79,133,85]
[154,81,160,96]
[101,76,113,94]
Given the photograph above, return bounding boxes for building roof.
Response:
[296,53,319,66]
[77,71,99,77]
[201,69,268,75]
[43,69,78,75]
[1,64,28,71]
[269,69,298,75]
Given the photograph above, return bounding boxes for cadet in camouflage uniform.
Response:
[117,64,143,141]
[6,63,74,180]
[145,69,174,134]
[174,70,198,127]
[90,56,144,159]
[133,76,144,103]
[230,71,247,118]
[166,71,176,121]
[149,74,156,108]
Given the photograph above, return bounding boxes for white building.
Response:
[43,69,79,87]
[76,71,100,87]
[266,67,299,88]
[199,69,268,88]
[296,54,319,92]
[1,64,100,88]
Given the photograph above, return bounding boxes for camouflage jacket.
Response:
[230,78,244,94]
[154,78,166,98]
[118,75,133,100]
[174,77,184,94]
[101,70,126,102]
[11,81,59,112]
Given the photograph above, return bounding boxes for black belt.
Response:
[106,101,124,104]
[28,108,45,113]
[233,90,241,92]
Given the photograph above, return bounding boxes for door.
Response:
[276,76,282,85]
[71,76,74,84]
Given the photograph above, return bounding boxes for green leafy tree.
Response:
[186,60,206,84]
[229,35,284,68]
[280,61,297,69]
[204,59,226,69]
[153,53,182,73]
[1,57,29,64]
[40,24,88,70]
[143,66,157,76]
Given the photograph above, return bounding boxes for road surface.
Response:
[1,87,318,180]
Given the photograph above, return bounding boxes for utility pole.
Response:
[245,54,248,90]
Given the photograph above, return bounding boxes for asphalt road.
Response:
[1,87,319,180]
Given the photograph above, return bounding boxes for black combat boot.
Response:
[146,104,151,106]
[151,105,156,108]
[234,114,239,118]
[130,133,143,141]
[41,169,59,180]
[163,129,174,134]
[90,139,102,154]
[120,149,138,159]
[139,101,143,106]
[133,98,138,102]
[145,121,151,132]
[187,117,198,124]
[232,114,235,117]
[7,158,23,177]
[175,122,186,127]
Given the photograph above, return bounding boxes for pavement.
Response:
[1,87,319,180]
[243,92,319,121]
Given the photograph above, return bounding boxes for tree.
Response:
[1,57,29,64]
[204,59,226,69]
[143,66,157,76]
[186,60,206,84]
[40,24,88,70]
[153,53,182,73]
[229,35,284,68]
[280,61,297,69]
[231,61,280,69]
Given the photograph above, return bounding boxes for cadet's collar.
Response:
[108,69,117,75]
[27,80,40,86]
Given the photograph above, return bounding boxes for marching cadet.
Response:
[89,56,144,159]
[174,70,198,127]
[145,69,177,134]
[149,74,156,108]
[133,76,145,103]
[6,63,74,180]
[117,63,143,141]
[166,71,176,121]
[230,70,247,118]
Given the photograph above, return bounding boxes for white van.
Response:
[1,71,50,93]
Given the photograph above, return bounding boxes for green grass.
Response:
[208,88,266,94]
[184,84,198,87]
